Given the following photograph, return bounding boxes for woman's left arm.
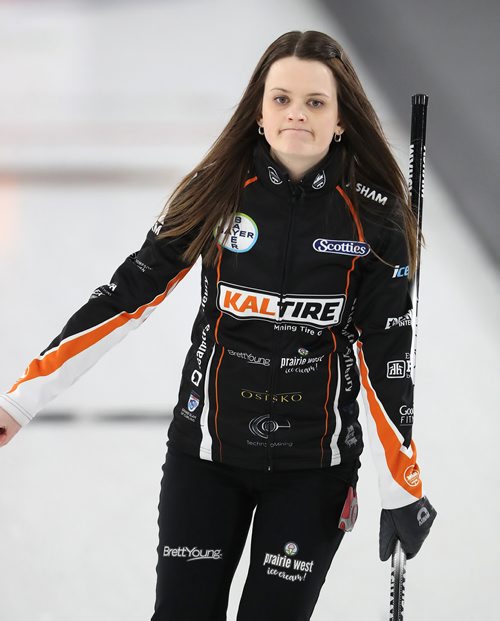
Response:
[353,221,436,560]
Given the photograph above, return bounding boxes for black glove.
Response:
[379,496,437,561]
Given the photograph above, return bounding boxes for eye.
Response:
[274,96,288,104]
[309,99,324,108]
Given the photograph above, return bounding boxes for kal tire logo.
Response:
[249,415,291,439]
[312,170,326,190]
[217,282,345,328]
[216,213,258,253]
[313,239,371,257]
[268,166,283,185]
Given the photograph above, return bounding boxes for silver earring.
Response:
[334,132,342,143]
[258,126,265,135]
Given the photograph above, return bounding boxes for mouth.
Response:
[282,128,311,134]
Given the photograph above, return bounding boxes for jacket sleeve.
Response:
[0,219,197,426]
[353,219,423,510]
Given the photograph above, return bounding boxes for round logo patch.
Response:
[284,542,299,556]
[215,212,258,253]
[404,464,421,487]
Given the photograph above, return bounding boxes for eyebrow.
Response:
[270,87,330,98]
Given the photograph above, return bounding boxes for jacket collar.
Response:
[252,137,342,196]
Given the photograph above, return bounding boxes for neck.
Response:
[269,147,329,183]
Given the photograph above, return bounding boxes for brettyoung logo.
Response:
[163,546,223,561]
[216,213,258,253]
[312,239,371,257]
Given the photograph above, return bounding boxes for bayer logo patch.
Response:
[216,212,258,253]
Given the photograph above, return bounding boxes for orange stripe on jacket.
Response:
[336,186,365,241]
[336,186,365,299]
[357,341,422,499]
[8,267,191,394]
[320,330,337,465]
[214,348,225,462]
[244,176,258,188]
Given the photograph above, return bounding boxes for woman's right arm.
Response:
[0,407,21,447]
[0,218,198,441]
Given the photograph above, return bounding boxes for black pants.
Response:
[151,446,360,621]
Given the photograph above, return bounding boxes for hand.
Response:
[0,407,22,447]
[379,496,437,561]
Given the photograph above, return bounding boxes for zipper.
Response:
[264,179,304,471]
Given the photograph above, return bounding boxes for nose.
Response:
[287,106,307,121]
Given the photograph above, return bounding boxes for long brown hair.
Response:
[158,30,418,276]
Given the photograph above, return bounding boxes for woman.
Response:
[0,31,436,620]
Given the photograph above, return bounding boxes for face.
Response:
[257,56,343,169]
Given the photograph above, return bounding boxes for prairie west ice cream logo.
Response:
[268,166,283,184]
[217,282,346,328]
[263,543,315,583]
[216,212,258,253]
[313,239,371,256]
[284,542,298,556]
[312,170,326,189]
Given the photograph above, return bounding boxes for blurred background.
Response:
[1,1,499,620]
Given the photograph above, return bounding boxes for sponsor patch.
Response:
[385,310,412,330]
[262,543,315,582]
[312,170,326,190]
[404,464,421,488]
[268,166,283,185]
[355,182,388,205]
[216,213,258,253]
[386,355,411,379]
[249,415,291,439]
[399,405,414,425]
[163,546,223,561]
[217,282,345,328]
[241,389,302,403]
[313,239,371,256]
[392,264,409,279]
[187,391,200,412]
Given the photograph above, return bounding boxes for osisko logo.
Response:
[268,166,283,185]
[313,239,371,256]
[216,213,258,253]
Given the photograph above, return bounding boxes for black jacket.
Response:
[0,138,424,509]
